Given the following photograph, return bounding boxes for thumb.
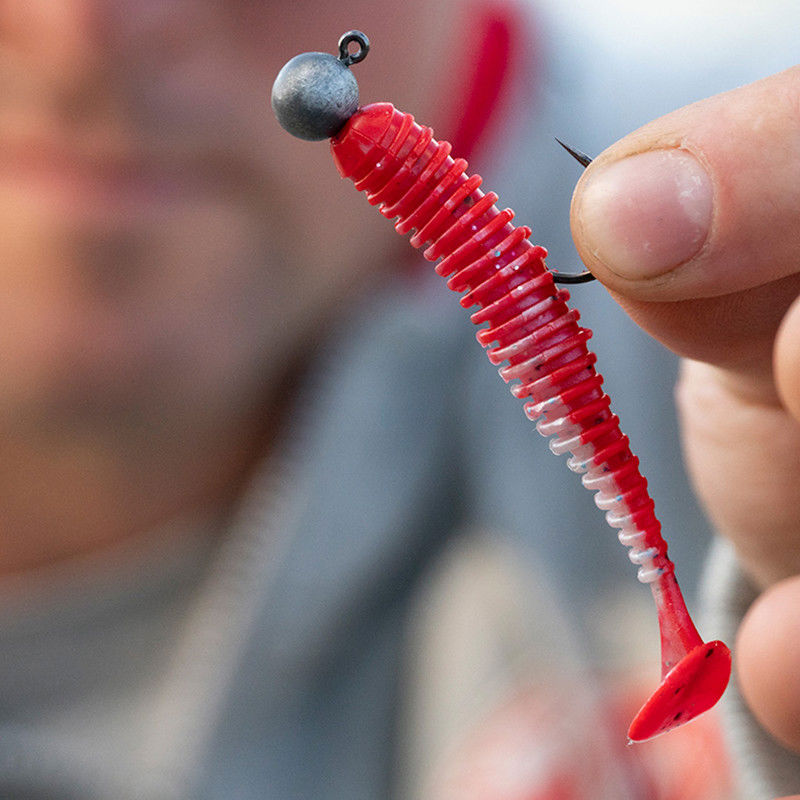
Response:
[570,66,800,388]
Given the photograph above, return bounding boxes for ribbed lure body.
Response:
[329,102,731,742]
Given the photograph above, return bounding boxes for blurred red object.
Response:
[425,674,733,800]
[442,0,532,164]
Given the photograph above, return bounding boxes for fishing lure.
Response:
[271,31,730,742]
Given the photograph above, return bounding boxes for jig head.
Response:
[271,31,731,742]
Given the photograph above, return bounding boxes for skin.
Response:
[570,66,800,777]
[0,0,464,572]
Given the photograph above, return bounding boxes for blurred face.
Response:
[0,0,459,440]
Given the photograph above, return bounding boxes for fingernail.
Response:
[576,149,712,279]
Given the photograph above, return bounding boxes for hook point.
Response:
[555,137,593,168]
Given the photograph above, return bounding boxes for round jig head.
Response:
[271,30,369,141]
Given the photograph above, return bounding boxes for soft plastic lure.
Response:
[271,31,731,742]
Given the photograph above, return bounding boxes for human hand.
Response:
[569,66,800,754]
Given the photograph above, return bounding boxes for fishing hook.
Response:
[550,138,595,285]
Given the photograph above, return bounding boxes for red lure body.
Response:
[330,102,731,741]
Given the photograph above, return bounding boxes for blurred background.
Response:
[0,1,797,798]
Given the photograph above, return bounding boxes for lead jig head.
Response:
[271,30,369,141]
